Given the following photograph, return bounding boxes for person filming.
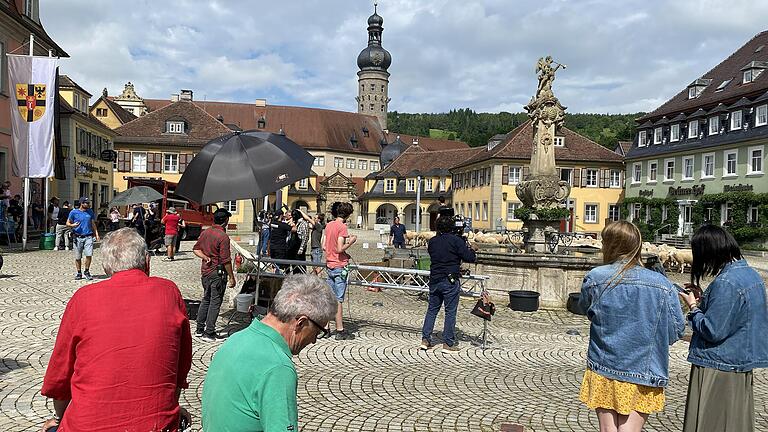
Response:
[420,215,477,353]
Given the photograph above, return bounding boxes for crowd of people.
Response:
[34,197,768,431]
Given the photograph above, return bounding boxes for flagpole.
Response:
[21,34,33,250]
[42,49,54,235]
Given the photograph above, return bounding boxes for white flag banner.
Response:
[7,54,58,178]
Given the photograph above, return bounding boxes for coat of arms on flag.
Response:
[15,83,46,122]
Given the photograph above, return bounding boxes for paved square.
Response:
[0,242,766,431]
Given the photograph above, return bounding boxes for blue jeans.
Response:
[421,279,460,347]
[310,247,323,264]
[326,267,347,301]
[259,229,270,255]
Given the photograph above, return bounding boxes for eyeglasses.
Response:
[299,315,329,339]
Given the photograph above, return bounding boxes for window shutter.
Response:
[573,168,581,187]
[619,170,624,186]
[117,151,126,172]
[179,154,189,173]
[148,152,160,173]
[522,166,530,180]
[155,152,163,172]
[580,168,587,187]
[502,165,509,185]
[599,169,606,188]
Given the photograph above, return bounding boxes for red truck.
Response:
[126,178,234,239]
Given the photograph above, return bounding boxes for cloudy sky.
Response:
[42,0,768,115]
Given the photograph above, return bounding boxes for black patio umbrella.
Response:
[175,131,315,205]
[109,186,164,207]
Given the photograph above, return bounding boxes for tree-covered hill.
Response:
[387,109,644,149]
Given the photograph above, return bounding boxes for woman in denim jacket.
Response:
[579,221,685,431]
[679,225,768,432]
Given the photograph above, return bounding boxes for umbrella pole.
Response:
[253,198,263,303]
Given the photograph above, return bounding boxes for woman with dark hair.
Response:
[579,221,685,432]
[679,224,768,432]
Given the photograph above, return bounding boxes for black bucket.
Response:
[567,292,586,315]
[184,299,201,320]
[508,290,540,312]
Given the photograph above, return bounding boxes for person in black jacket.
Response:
[420,215,477,353]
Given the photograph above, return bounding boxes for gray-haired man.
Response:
[202,275,337,431]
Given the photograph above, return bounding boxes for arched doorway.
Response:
[375,203,398,225]
[403,203,420,231]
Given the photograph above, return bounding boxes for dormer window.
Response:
[167,121,184,134]
[741,61,768,83]
[653,127,662,144]
[687,78,711,99]
[638,130,647,147]
[708,117,720,135]
[554,136,564,146]
[487,140,501,151]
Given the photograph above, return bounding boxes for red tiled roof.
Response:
[114,100,232,145]
[640,30,768,121]
[143,99,386,156]
[379,145,483,176]
[92,95,137,126]
[455,121,624,168]
[382,132,469,151]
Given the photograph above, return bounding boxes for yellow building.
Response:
[451,121,625,235]
[53,76,116,211]
[90,88,137,130]
[360,143,480,230]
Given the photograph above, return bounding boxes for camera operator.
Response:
[420,215,477,353]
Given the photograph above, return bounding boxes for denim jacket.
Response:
[688,259,768,372]
[579,263,686,387]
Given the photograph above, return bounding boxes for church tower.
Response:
[356,3,391,130]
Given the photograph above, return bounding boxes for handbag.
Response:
[470,291,496,321]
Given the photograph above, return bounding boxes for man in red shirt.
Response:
[193,208,236,342]
[161,207,185,261]
[323,201,356,340]
[40,228,192,432]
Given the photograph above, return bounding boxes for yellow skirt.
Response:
[579,369,665,415]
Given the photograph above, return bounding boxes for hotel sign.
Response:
[723,184,753,192]
[638,189,654,197]
[668,185,705,197]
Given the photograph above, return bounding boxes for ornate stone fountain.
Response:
[515,56,572,253]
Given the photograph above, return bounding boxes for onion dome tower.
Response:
[356,3,392,130]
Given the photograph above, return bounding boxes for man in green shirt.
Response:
[202,275,338,431]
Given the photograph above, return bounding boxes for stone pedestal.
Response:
[521,218,560,254]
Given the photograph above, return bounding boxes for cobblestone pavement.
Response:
[1,239,767,431]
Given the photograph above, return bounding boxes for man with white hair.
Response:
[40,228,193,432]
[202,274,338,431]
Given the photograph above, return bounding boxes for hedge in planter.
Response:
[514,206,570,221]
[691,192,768,242]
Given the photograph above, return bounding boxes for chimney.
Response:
[255,98,267,107]
[170,93,180,102]
[180,89,193,101]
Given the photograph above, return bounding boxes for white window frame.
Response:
[439,178,446,192]
[508,166,521,184]
[632,203,641,222]
[167,121,184,134]
[584,204,598,224]
[653,127,662,144]
[424,178,433,192]
[664,158,675,182]
[163,153,179,173]
[609,169,621,188]
[346,158,355,169]
[608,204,621,222]
[297,178,308,190]
[585,169,598,187]
[632,163,642,184]
[131,152,147,173]
[638,130,647,147]
[756,104,768,127]
[721,202,734,225]
[648,161,658,183]
[688,87,698,99]
[370,161,379,171]
[406,178,416,192]
[724,149,738,177]
[702,153,715,178]
[748,205,759,224]
[223,200,237,213]
[708,116,720,135]
[334,157,343,168]
[507,202,521,221]
[474,202,480,221]
[743,69,754,84]
[482,202,488,221]
[688,120,699,138]
[748,145,764,174]
[670,123,680,142]
[359,160,368,170]
[730,110,743,130]
[560,168,573,186]
[384,178,395,193]
[554,136,565,147]
[683,156,695,180]
[314,156,325,167]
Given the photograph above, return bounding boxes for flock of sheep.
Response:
[401,230,693,273]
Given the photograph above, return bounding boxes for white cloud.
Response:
[41,0,768,114]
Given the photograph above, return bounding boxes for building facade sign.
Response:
[723,184,754,192]
[668,184,705,197]
[638,189,654,197]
